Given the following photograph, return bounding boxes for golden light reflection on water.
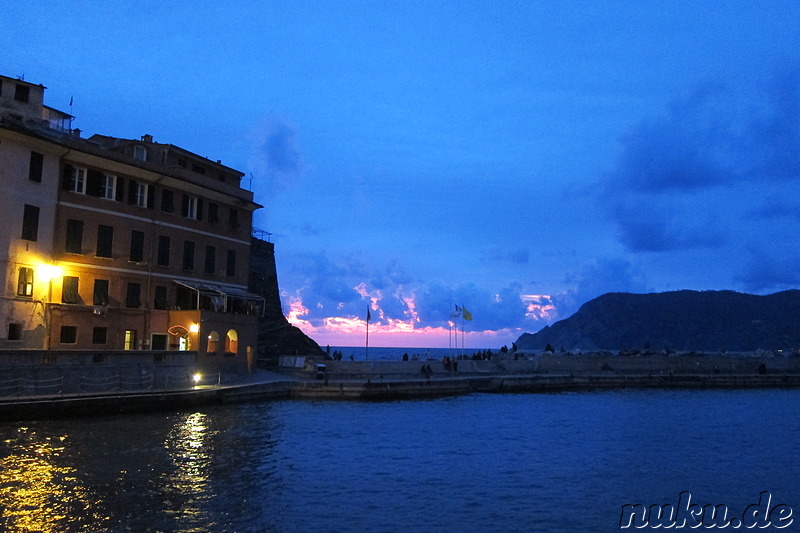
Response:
[161,412,212,520]
[0,429,98,532]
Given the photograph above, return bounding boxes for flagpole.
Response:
[365,305,370,361]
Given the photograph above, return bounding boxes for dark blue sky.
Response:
[4,1,799,347]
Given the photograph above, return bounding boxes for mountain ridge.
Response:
[515,290,800,352]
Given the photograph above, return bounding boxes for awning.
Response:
[173,280,265,314]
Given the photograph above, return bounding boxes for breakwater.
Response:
[2,352,800,420]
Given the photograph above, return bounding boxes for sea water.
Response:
[1,385,798,531]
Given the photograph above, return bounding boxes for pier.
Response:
[2,352,800,420]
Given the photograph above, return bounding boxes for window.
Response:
[65,219,84,253]
[21,204,39,241]
[208,202,219,224]
[96,224,114,258]
[126,282,141,308]
[204,245,216,274]
[181,194,203,220]
[29,151,43,182]
[151,334,167,350]
[101,174,117,199]
[92,327,108,345]
[8,323,22,341]
[124,329,136,350]
[157,235,170,267]
[130,230,144,262]
[228,208,240,230]
[60,325,78,344]
[154,285,168,310]
[133,182,148,207]
[62,276,79,304]
[133,145,147,161]
[192,164,206,175]
[93,279,109,306]
[67,167,86,193]
[14,84,30,103]
[17,267,33,297]
[182,240,195,271]
[161,189,174,212]
[226,249,236,277]
[177,158,187,168]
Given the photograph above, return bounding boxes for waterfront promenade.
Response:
[2,352,800,421]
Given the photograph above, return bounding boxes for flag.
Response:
[462,306,473,321]
[69,95,73,106]
[366,306,371,322]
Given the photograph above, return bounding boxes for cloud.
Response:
[249,115,304,195]
[553,257,650,317]
[480,246,529,264]
[280,251,550,336]
[599,68,800,259]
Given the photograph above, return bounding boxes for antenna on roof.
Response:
[249,172,255,190]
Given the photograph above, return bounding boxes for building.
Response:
[0,74,263,372]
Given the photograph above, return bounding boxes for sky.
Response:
[2,1,799,348]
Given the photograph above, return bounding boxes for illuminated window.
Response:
[17,267,33,297]
[225,329,238,355]
[124,329,136,350]
[207,331,219,355]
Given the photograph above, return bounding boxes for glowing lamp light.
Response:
[192,373,202,384]
[37,264,63,282]
[189,323,200,333]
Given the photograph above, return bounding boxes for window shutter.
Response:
[62,164,73,190]
[181,194,189,217]
[116,177,125,202]
[128,180,137,204]
[86,169,103,197]
[196,199,204,221]
[147,184,155,209]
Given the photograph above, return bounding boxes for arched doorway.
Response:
[225,329,238,355]
[206,331,219,355]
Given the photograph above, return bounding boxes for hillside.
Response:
[515,290,800,353]
[249,238,326,361]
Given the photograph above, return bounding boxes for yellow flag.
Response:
[462,306,472,321]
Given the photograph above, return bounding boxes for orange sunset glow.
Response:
[284,291,555,348]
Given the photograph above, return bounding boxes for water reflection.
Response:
[160,412,212,522]
[0,427,102,531]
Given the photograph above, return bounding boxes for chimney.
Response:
[72,128,82,138]
[141,134,153,143]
